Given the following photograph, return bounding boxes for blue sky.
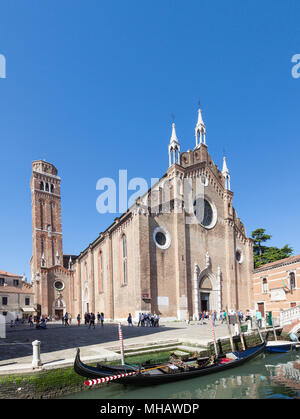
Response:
[0,0,299,280]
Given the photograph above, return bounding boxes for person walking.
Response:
[64,312,69,326]
[223,310,227,324]
[137,312,142,327]
[97,312,100,324]
[213,310,217,326]
[77,313,81,326]
[256,310,262,329]
[89,312,95,329]
[100,312,104,327]
[28,315,33,327]
[127,313,133,327]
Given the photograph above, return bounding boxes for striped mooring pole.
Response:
[210,316,218,357]
[84,371,137,387]
[118,322,125,365]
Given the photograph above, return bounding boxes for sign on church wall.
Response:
[157,296,169,306]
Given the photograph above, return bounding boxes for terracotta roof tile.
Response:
[0,270,23,278]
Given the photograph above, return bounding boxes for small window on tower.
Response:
[50,184,54,193]
[40,181,44,190]
[45,183,49,192]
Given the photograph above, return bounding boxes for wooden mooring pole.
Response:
[225,306,235,352]
[236,311,246,351]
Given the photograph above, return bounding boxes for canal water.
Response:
[64,351,300,399]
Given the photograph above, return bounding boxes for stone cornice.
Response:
[32,170,61,181]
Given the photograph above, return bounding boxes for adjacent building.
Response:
[0,270,35,321]
[252,254,300,322]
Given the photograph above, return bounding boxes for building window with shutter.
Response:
[289,272,296,291]
[262,278,268,293]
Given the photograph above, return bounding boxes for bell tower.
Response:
[30,160,63,282]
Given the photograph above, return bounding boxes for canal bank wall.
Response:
[0,330,278,399]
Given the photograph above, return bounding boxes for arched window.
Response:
[98,251,104,293]
[50,202,55,231]
[45,183,49,192]
[289,272,296,291]
[122,235,127,285]
[39,200,44,230]
[50,184,54,193]
[40,181,44,190]
[41,237,44,255]
[262,278,268,293]
[52,239,55,266]
[85,262,88,283]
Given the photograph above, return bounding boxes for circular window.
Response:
[193,197,217,229]
[54,281,64,291]
[235,250,243,264]
[153,227,171,250]
[155,231,166,246]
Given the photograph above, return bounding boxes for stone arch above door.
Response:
[193,264,220,320]
[52,296,66,317]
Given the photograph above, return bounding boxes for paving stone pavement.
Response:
[0,320,233,373]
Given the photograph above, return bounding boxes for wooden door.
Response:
[258,302,265,317]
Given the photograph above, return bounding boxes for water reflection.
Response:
[64,352,300,399]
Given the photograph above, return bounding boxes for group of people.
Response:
[197,308,259,327]
[77,312,105,328]
[136,312,160,327]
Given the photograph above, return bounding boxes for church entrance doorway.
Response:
[55,309,63,320]
[199,275,213,313]
[200,292,210,312]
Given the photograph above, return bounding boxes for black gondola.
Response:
[74,342,266,386]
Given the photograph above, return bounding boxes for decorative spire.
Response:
[222,156,231,190]
[168,123,181,167]
[195,108,206,148]
[68,256,73,271]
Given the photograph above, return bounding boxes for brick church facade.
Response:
[30,110,254,321]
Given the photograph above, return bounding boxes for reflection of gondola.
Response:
[74,342,266,386]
